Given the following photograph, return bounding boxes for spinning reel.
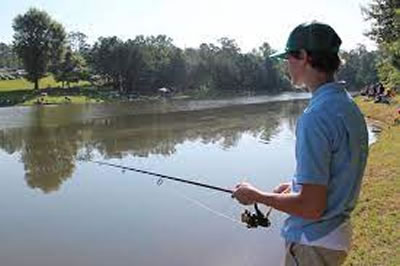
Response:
[241,203,272,229]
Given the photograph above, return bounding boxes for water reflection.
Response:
[0,100,307,193]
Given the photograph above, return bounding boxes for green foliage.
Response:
[377,57,400,89]
[12,8,66,89]
[363,1,400,88]
[67,31,89,54]
[4,7,378,97]
[0,43,21,69]
[85,33,290,94]
[337,45,379,90]
[53,49,89,88]
[362,0,400,43]
[89,36,144,92]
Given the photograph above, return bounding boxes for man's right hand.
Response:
[273,182,291,194]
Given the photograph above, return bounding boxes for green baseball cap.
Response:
[270,22,342,59]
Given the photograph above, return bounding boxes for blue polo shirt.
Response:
[281,82,369,242]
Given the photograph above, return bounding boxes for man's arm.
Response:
[233,182,327,220]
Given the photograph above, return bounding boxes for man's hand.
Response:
[273,182,291,194]
[232,182,262,205]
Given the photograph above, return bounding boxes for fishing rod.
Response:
[91,160,234,194]
[88,159,272,229]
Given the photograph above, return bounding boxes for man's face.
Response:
[287,51,307,89]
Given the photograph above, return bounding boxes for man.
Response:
[232,22,368,266]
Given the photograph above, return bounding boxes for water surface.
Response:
[0,93,368,266]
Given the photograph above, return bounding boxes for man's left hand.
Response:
[232,182,261,205]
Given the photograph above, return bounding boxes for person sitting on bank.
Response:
[367,84,376,98]
[232,22,368,266]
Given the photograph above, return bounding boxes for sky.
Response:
[0,0,375,52]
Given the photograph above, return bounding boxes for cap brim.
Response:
[269,51,288,59]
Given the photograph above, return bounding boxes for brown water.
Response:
[0,93,366,266]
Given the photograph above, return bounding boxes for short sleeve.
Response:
[295,112,332,186]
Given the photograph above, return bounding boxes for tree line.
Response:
[363,0,400,89]
[2,8,290,93]
[0,7,391,93]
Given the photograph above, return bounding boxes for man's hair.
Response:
[289,50,341,74]
[306,50,341,74]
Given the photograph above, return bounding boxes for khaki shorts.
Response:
[284,242,347,266]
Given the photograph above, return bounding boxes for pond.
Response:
[0,93,371,266]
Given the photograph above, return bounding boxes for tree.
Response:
[67,31,89,53]
[363,1,400,88]
[376,42,400,87]
[337,45,379,90]
[54,48,88,88]
[89,37,144,92]
[0,43,21,69]
[362,0,400,43]
[12,8,66,89]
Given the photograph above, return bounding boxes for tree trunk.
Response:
[34,78,39,90]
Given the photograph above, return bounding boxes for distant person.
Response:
[368,84,376,98]
[360,85,368,96]
[232,22,368,266]
[377,82,385,95]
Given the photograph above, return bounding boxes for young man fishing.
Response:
[232,22,368,266]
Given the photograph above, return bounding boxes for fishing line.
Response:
[164,184,243,226]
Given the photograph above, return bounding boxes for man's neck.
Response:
[306,72,335,93]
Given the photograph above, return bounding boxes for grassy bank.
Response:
[0,76,89,91]
[345,96,400,265]
[22,95,102,105]
[0,87,107,107]
[0,76,101,106]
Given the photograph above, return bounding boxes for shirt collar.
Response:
[311,81,344,101]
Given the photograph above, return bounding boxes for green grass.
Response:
[0,79,33,91]
[22,95,103,105]
[344,96,400,265]
[0,76,90,91]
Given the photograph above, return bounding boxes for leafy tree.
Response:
[363,1,400,88]
[362,0,400,43]
[54,49,88,88]
[0,43,21,69]
[89,36,122,86]
[89,36,144,92]
[12,8,66,89]
[134,35,177,92]
[86,35,292,95]
[376,42,400,88]
[67,31,89,53]
[338,45,379,90]
[211,38,242,91]
[162,48,187,90]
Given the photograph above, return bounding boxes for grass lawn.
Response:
[22,95,103,105]
[0,76,90,91]
[344,96,400,265]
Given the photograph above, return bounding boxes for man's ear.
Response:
[299,49,310,65]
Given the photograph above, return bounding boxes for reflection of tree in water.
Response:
[259,100,308,143]
[0,99,308,193]
[0,129,25,154]
[80,100,308,156]
[286,100,307,132]
[22,126,78,193]
[0,108,80,193]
